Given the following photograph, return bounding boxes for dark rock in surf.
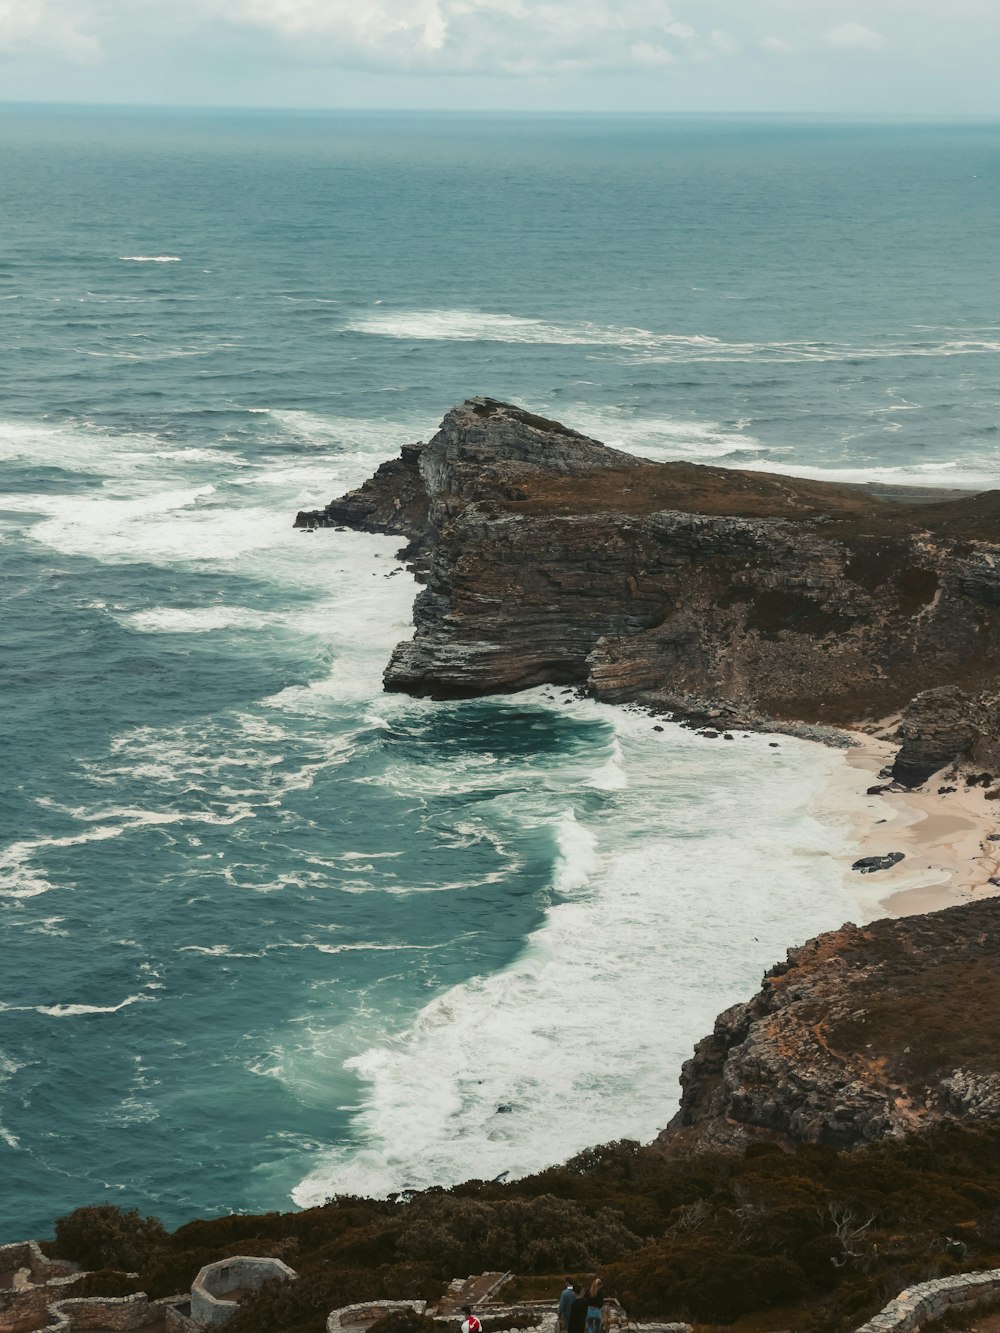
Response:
[851,852,905,873]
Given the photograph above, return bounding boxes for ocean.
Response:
[1,108,999,1241]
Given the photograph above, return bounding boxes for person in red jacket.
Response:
[461,1307,482,1333]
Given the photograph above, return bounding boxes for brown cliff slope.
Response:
[660,894,1000,1153]
[299,398,1000,783]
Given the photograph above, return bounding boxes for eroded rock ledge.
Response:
[297,398,1000,785]
[660,894,1000,1153]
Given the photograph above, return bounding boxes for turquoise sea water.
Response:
[2,109,999,1241]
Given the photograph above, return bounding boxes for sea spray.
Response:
[3,111,1000,1240]
[291,694,880,1205]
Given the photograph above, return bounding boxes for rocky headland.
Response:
[297,398,1000,786]
[16,400,999,1333]
[17,890,1000,1333]
[662,894,1000,1155]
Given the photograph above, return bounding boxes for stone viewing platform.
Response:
[7,1241,1000,1333]
[184,1257,296,1329]
[0,1245,295,1333]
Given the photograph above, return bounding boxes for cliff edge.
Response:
[660,894,1000,1153]
[298,398,1000,784]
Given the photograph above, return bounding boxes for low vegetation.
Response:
[50,1125,1000,1333]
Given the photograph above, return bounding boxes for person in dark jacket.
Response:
[568,1289,589,1333]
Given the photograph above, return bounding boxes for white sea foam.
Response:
[263,410,402,452]
[5,915,70,937]
[562,408,765,461]
[123,606,276,633]
[551,812,600,891]
[19,487,282,565]
[178,944,267,958]
[584,735,628,791]
[278,940,447,956]
[0,825,128,899]
[533,404,999,486]
[0,418,165,474]
[34,798,254,832]
[119,255,181,263]
[0,994,150,1017]
[346,308,685,347]
[631,336,1000,365]
[0,1052,22,1150]
[741,456,1000,491]
[346,308,1000,365]
[16,468,414,599]
[292,696,882,1205]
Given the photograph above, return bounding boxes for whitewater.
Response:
[1,108,999,1240]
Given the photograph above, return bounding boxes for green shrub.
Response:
[69,1268,142,1298]
[53,1205,167,1273]
[50,1124,1000,1333]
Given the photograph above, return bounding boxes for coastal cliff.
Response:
[298,398,1000,784]
[27,898,1000,1333]
[661,894,1000,1154]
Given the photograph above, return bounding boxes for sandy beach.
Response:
[829,726,1000,919]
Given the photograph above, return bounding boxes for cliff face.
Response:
[660,895,1000,1153]
[299,398,1000,784]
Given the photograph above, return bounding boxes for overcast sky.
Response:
[1,0,999,113]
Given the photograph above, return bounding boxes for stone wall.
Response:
[629,1326,691,1333]
[327,1300,427,1332]
[191,1256,297,1328]
[1,1281,57,1331]
[430,1306,547,1330]
[47,1292,156,1330]
[165,1302,199,1333]
[0,1274,82,1331]
[0,1240,77,1287]
[855,1268,1000,1333]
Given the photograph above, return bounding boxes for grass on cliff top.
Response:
[50,1124,1000,1333]
[501,460,1000,543]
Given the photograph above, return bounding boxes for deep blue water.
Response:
[1,109,999,1242]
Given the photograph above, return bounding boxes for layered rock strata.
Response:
[298,398,1000,784]
[659,895,1000,1152]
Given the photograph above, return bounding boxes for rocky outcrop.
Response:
[303,398,1000,783]
[296,443,432,567]
[894,686,1000,786]
[658,895,1000,1153]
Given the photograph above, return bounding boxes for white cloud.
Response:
[205,0,708,74]
[664,19,695,40]
[5,0,1000,94]
[629,40,676,67]
[708,27,738,54]
[0,0,763,77]
[823,20,887,51]
[236,0,447,52]
[0,0,99,59]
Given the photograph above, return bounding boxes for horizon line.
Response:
[1,100,999,122]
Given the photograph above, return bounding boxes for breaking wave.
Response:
[346,308,1000,364]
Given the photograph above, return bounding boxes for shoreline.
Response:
[825,729,1000,920]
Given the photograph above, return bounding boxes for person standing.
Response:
[568,1288,589,1333]
[558,1282,579,1333]
[585,1279,605,1333]
[461,1307,482,1333]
